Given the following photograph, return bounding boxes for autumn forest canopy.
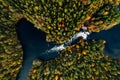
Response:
[0,0,120,80]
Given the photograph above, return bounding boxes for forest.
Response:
[0,0,120,80]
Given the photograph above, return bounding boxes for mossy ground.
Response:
[0,0,120,80]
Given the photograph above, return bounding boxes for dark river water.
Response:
[88,24,120,58]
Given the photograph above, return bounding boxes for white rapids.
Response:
[46,27,90,53]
